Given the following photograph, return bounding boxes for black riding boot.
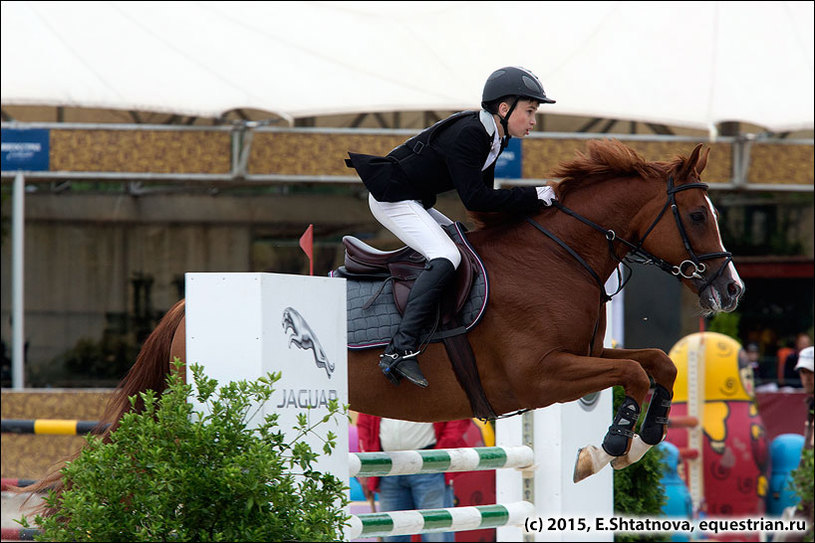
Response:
[379,257,456,387]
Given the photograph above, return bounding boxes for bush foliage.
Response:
[21,359,350,542]
[790,446,814,541]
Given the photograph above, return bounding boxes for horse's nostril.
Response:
[728,282,743,297]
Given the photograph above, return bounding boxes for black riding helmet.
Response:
[481,66,555,148]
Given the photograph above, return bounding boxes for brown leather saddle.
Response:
[335,224,498,420]
[339,231,477,321]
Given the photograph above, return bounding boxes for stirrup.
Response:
[379,351,427,388]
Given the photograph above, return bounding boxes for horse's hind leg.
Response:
[598,348,677,470]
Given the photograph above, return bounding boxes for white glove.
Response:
[535,186,557,206]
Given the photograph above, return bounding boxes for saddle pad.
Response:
[333,222,489,350]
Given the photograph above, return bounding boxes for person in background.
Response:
[741,342,761,374]
[355,414,471,542]
[775,340,796,386]
[780,333,812,388]
[776,346,815,543]
[794,346,814,449]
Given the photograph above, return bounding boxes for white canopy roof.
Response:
[2,1,813,132]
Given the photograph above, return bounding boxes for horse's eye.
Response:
[690,211,705,223]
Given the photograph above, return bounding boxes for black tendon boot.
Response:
[602,396,640,456]
[640,384,673,445]
[379,258,456,387]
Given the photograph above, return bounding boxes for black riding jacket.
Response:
[346,110,541,214]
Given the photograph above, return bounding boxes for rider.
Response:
[346,66,558,388]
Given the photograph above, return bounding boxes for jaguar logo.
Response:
[282,307,334,378]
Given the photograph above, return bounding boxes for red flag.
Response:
[299,224,314,276]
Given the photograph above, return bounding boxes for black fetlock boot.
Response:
[602,396,640,456]
[379,258,456,388]
[640,384,673,445]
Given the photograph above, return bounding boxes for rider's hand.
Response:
[536,186,557,206]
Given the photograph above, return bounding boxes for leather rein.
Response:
[525,176,733,353]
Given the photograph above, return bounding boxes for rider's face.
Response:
[497,99,540,138]
[509,99,539,137]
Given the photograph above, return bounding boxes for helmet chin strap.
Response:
[497,96,520,150]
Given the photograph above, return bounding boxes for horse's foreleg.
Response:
[606,383,673,471]
[639,383,673,445]
[600,347,677,392]
[530,351,652,483]
[599,348,677,470]
[575,392,646,482]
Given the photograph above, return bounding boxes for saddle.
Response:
[338,227,477,321]
[332,223,498,420]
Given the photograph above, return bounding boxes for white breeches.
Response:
[368,194,462,269]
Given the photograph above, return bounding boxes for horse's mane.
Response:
[470,139,684,231]
[551,139,671,198]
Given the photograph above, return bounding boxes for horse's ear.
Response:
[681,143,707,179]
[694,145,710,176]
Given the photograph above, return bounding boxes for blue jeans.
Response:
[378,472,455,542]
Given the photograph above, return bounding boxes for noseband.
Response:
[525,176,733,351]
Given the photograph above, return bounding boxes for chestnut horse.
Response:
[26,140,743,508]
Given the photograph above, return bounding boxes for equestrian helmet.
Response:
[481,66,555,108]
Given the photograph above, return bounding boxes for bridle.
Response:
[525,175,733,352]
[628,176,732,289]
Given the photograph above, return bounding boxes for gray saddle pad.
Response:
[335,222,489,350]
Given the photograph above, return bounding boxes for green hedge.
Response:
[21,360,350,542]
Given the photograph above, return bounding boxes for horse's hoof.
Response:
[610,435,652,470]
[573,445,613,483]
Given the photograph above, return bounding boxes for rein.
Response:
[525,176,733,354]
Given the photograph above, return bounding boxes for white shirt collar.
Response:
[479,109,497,137]
[480,109,502,171]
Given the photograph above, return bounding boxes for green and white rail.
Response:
[349,445,534,477]
[346,501,534,540]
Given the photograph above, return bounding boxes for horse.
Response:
[25,139,743,511]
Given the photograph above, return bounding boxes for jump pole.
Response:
[350,445,534,477]
[347,501,535,540]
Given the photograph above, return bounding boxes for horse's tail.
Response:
[14,299,187,519]
[96,298,186,436]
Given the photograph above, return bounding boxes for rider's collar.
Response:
[479,109,497,137]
